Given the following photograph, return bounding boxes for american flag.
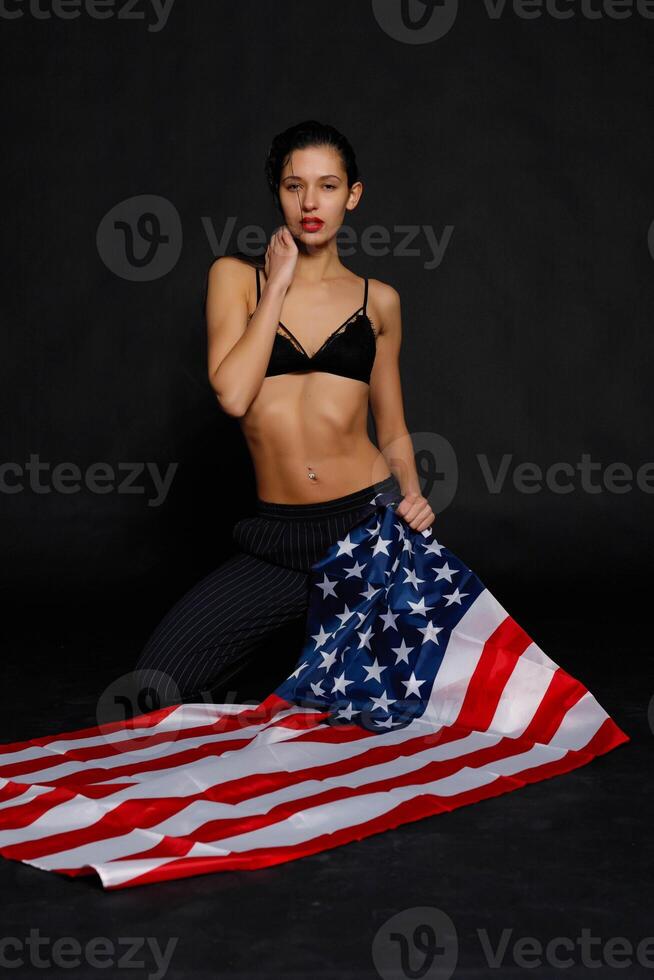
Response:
[0,491,630,889]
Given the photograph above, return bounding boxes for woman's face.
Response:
[277,144,362,247]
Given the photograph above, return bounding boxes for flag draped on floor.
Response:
[0,491,630,889]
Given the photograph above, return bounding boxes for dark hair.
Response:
[264,119,361,212]
[218,121,360,277]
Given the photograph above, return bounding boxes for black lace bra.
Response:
[252,266,377,385]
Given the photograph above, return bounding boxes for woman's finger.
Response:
[399,499,432,526]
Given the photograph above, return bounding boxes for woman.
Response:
[134,119,435,708]
[0,121,629,890]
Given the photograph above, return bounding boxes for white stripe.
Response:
[4,707,309,783]
[0,783,52,810]
[3,690,614,887]
[0,703,253,766]
[422,589,504,726]
[546,691,609,751]
[488,644,557,739]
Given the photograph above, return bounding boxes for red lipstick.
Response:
[301,217,324,231]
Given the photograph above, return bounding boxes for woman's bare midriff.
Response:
[239,371,393,503]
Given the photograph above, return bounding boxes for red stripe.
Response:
[454,615,532,730]
[0,694,297,782]
[96,717,630,890]
[3,707,628,870]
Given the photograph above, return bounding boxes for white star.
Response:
[343,560,367,579]
[364,519,382,538]
[424,538,445,556]
[403,566,425,589]
[362,657,388,683]
[334,604,357,630]
[318,649,338,671]
[443,587,469,606]
[335,702,360,721]
[402,671,427,697]
[392,639,414,665]
[369,690,396,712]
[393,519,407,539]
[361,582,382,601]
[407,596,433,616]
[379,608,399,631]
[417,619,443,645]
[402,537,415,555]
[434,562,458,583]
[316,574,338,599]
[335,533,357,557]
[372,535,392,557]
[332,671,354,695]
[289,660,309,680]
[311,625,333,648]
[310,679,326,697]
[356,625,374,650]
[373,715,402,729]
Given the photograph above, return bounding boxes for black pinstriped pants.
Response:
[134,473,401,707]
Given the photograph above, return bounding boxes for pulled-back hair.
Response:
[264,119,361,212]
[217,120,361,278]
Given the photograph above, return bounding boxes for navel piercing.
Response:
[307,464,317,481]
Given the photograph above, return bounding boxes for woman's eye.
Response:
[285,183,336,191]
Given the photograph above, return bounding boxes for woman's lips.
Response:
[301,218,324,231]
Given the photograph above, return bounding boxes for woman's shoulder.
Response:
[209,251,265,277]
[204,253,264,314]
[367,276,401,311]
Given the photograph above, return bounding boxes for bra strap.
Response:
[255,265,261,303]
[363,277,369,314]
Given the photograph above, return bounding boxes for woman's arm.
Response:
[206,257,288,418]
[369,281,436,532]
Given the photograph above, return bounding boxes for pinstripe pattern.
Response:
[134,474,401,707]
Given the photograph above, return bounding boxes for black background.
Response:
[0,2,650,974]
[2,2,651,669]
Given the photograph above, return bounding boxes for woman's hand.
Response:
[264,225,299,292]
[395,492,436,533]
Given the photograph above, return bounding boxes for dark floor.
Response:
[0,590,648,980]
